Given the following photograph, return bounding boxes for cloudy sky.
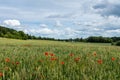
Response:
[0,0,120,39]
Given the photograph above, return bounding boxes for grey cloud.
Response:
[47,14,65,18]
[93,3,120,17]
[93,4,107,9]
[46,13,74,19]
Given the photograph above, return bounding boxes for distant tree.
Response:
[111,37,120,42]
[116,41,120,46]
[1,25,120,42]
[86,36,112,43]
[0,26,36,40]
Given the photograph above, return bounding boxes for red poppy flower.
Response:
[69,53,74,56]
[111,57,115,61]
[74,57,80,62]
[61,62,65,65]
[45,52,49,56]
[0,72,3,77]
[97,59,102,64]
[16,62,19,65]
[93,53,97,56]
[5,58,10,62]
[50,53,54,56]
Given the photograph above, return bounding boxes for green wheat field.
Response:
[0,38,120,80]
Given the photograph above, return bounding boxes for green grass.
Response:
[0,38,120,80]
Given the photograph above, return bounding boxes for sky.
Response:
[0,0,120,39]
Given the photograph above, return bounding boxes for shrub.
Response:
[111,42,114,45]
[116,41,120,46]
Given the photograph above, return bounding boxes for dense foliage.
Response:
[0,26,36,40]
[86,36,113,43]
[116,41,120,46]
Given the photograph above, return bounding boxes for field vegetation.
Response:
[0,38,120,80]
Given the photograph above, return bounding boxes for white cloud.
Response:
[1,0,120,38]
[22,27,81,38]
[3,19,21,26]
[38,28,53,34]
[92,28,101,31]
[23,29,29,33]
[106,29,120,33]
[40,24,48,28]
[55,20,63,27]
[25,28,53,35]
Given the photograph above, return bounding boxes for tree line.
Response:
[0,26,37,40]
[0,26,120,45]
